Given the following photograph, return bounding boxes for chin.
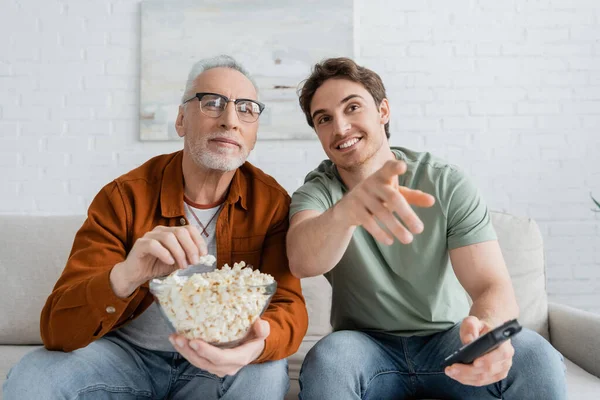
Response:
[332,155,361,170]
[332,151,371,171]
[199,153,247,172]
[189,141,248,172]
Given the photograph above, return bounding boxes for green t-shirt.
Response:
[290,147,497,336]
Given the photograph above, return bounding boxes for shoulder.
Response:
[303,159,340,186]
[240,162,290,203]
[394,147,459,176]
[392,147,466,190]
[97,151,181,211]
[238,162,292,227]
[114,151,180,187]
[289,159,342,213]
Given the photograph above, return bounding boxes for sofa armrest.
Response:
[548,302,600,378]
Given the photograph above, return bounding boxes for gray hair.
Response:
[181,55,258,103]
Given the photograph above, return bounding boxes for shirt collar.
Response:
[160,151,248,217]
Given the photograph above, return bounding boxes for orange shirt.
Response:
[40,151,308,362]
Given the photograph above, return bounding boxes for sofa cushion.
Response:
[0,215,85,344]
[300,276,333,337]
[562,358,600,398]
[490,211,549,340]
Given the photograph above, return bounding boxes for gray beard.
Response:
[187,132,249,172]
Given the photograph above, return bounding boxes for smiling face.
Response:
[175,67,259,172]
[310,78,390,172]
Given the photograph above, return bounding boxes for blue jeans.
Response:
[3,333,288,399]
[299,325,567,400]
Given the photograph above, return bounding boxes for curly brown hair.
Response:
[298,57,390,138]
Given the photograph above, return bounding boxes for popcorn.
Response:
[150,260,276,346]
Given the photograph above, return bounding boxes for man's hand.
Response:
[337,159,435,245]
[169,318,270,377]
[110,225,208,298]
[445,316,515,387]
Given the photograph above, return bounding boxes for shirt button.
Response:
[106,306,116,314]
[180,218,186,225]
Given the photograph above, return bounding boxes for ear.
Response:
[379,98,390,126]
[175,105,186,138]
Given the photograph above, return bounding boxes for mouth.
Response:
[210,138,240,148]
[335,137,362,152]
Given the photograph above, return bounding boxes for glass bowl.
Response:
[149,266,276,348]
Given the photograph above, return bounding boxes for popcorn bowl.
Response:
[149,262,277,348]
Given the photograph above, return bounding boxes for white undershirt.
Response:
[184,202,222,264]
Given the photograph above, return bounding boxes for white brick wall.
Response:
[1,0,599,313]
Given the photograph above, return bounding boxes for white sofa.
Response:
[1,212,600,399]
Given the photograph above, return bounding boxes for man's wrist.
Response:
[250,340,267,364]
[469,312,499,330]
[110,262,140,299]
[330,197,357,229]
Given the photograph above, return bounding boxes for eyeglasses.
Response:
[183,92,265,123]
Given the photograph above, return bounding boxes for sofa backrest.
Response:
[0,215,85,344]
[491,211,549,339]
[0,211,549,346]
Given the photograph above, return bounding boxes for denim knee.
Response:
[300,330,382,386]
[301,331,357,378]
[3,348,69,399]
[3,343,154,400]
[511,328,567,397]
[223,359,289,398]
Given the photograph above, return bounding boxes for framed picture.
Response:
[140,0,355,140]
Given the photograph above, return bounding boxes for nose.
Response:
[218,101,240,131]
[332,115,351,136]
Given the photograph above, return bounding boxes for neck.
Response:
[337,143,396,191]
[182,152,236,205]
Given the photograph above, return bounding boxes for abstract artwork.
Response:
[140,0,355,140]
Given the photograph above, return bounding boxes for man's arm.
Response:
[287,206,356,279]
[40,182,145,351]
[288,160,435,279]
[42,182,208,352]
[450,240,519,328]
[446,240,520,386]
[254,200,309,362]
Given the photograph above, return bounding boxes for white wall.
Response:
[1,0,599,313]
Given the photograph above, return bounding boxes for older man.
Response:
[3,55,308,400]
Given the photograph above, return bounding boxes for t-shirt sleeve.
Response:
[290,175,334,220]
[441,168,497,249]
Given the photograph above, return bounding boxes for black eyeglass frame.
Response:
[182,92,265,121]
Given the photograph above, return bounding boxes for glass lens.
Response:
[200,95,226,116]
[236,100,261,122]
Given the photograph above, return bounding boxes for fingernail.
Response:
[168,337,175,346]
[190,342,199,350]
[474,360,482,368]
[446,368,455,376]
[192,254,200,264]
[413,222,423,233]
[176,338,185,348]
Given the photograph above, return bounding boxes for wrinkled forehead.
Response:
[193,67,258,100]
